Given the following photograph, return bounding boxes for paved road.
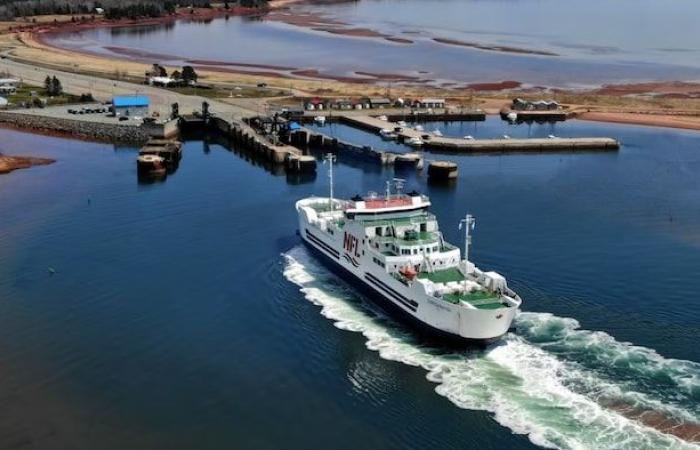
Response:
[0,55,255,121]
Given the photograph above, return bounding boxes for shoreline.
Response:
[575,111,700,132]
[0,154,55,174]
[0,6,698,133]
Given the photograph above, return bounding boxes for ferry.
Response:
[295,156,522,343]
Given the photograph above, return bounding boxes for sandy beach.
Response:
[576,111,700,131]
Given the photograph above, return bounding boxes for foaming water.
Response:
[282,246,700,449]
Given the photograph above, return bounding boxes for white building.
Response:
[416,98,446,109]
[148,76,177,87]
[0,78,19,95]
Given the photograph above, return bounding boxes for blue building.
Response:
[112,95,150,117]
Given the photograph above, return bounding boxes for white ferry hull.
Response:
[297,202,519,342]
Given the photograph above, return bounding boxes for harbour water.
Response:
[0,119,699,449]
[43,0,700,87]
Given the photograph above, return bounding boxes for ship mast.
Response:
[393,178,405,196]
[459,214,476,289]
[324,153,336,210]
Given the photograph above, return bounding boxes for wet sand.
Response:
[291,69,374,83]
[354,71,421,81]
[432,38,559,56]
[595,81,700,97]
[0,155,54,174]
[186,60,298,71]
[464,81,522,91]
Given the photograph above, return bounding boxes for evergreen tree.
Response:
[50,76,62,96]
[181,66,198,84]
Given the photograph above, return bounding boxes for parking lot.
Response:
[6,103,150,126]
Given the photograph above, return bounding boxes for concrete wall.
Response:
[143,118,179,139]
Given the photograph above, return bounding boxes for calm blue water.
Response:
[44,0,700,87]
[0,120,699,449]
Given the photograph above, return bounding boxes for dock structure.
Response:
[303,109,486,123]
[500,109,569,122]
[428,161,458,181]
[139,138,183,167]
[210,117,307,166]
[340,115,620,152]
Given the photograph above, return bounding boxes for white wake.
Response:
[283,246,700,450]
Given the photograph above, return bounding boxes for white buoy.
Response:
[507,112,518,122]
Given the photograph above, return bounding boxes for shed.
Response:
[417,98,445,109]
[112,95,150,117]
[532,100,550,111]
[512,98,529,110]
[368,97,392,108]
[334,99,354,110]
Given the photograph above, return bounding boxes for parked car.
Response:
[119,116,129,121]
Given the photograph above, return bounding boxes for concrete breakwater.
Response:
[0,111,153,143]
[340,115,620,152]
[285,126,456,181]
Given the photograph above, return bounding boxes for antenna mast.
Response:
[324,153,336,210]
[459,214,475,290]
[393,178,405,197]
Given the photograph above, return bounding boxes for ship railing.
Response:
[357,212,436,227]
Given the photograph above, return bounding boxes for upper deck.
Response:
[345,193,431,215]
